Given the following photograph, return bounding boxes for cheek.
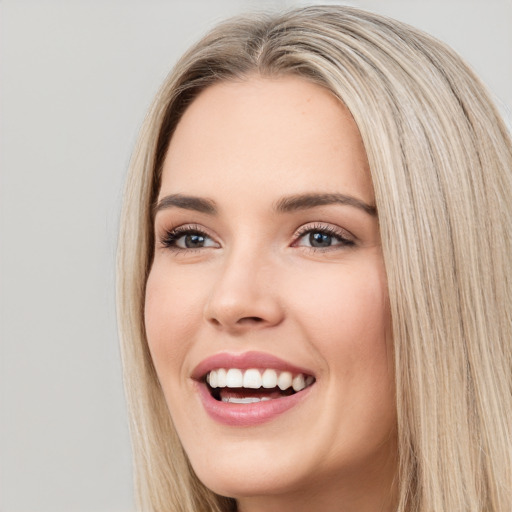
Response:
[291,261,390,349]
[290,259,393,402]
[144,265,201,379]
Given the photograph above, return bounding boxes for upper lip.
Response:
[191,351,315,381]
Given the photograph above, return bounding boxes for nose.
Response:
[203,250,284,334]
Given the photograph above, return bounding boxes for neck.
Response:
[236,448,398,512]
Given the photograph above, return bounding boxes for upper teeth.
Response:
[206,368,314,392]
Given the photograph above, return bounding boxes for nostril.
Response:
[238,317,264,324]
[207,315,266,330]
[207,316,263,326]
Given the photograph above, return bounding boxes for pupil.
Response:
[185,234,205,248]
[310,232,331,247]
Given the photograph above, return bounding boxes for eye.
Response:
[160,225,219,251]
[293,224,355,250]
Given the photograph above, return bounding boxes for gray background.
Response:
[1,1,510,511]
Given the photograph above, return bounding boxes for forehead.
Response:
[160,75,373,204]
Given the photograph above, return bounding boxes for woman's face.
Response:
[145,76,397,510]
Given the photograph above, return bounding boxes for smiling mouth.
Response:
[205,368,316,404]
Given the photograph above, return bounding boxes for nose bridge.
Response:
[204,238,282,331]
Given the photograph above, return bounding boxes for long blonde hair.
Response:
[117,6,512,511]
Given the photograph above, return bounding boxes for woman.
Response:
[117,6,512,512]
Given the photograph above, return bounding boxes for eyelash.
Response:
[293,223,355,250]
[159,224,213,252]
[159,223,355,253]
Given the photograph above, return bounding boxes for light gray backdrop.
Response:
[1,1,510,511]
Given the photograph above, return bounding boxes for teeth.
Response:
[292,374,306,392]
[261,369,278,388]
[222,396,272,404]
[209,370,218,388]
[225,369,243,388]
[243,369,262,389]
[206,368,314,391]
[217,368,227,387]
[277,371,292,390]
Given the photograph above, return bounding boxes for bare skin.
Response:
[145,75,397,512]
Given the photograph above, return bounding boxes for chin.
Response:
[194,460,307,501]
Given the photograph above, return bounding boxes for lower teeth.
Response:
[222,396,272,404]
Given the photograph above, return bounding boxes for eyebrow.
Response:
[154,194,217,215]
[154,192,376,216]
[274,193,377,216]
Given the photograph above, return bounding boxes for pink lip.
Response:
[195,379,314,427]
[191,351,313,380]
[191,351,316,427]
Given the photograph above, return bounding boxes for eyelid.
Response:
[158,223,220,251]
[292,222,356,249]
[157,221,355,253]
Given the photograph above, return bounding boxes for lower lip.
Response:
[195,382,314,427]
